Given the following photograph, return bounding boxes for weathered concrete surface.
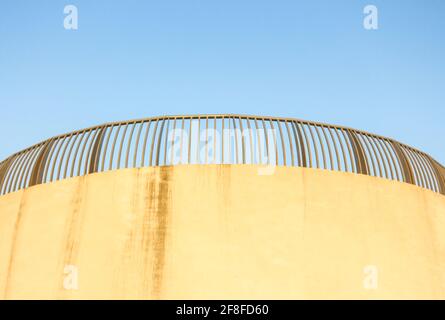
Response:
[0,165,444,299]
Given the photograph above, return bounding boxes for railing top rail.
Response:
[0,114,436,160]
[1,114,444,196]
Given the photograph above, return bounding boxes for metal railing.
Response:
[0,115,444,196]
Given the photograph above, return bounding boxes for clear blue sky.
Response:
[0,0,444,163]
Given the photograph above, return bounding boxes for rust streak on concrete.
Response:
[149,167,171,299]
[2,192,27,299]
[57,178,86,298]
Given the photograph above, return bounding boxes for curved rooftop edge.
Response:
[0,114,444,196]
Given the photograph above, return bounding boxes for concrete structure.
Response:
[1,165,444,299]
[0,115,444,299]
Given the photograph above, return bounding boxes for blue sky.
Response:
[0,0,444,162]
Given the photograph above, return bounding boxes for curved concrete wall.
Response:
[0,165,444,299]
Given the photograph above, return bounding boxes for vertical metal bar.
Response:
[83,129,101,175]
[124,123,137,169]
[244,118,252,164]
[205,117,209,164]
[356,132,370,175]
[141,121,152,167]
[365,135,383,178]
[188,119,193,164]
[289,122,300,167]
[307,125,319,169]
[170,118,177,165]
[296,122,309,168]
[410,147,426,188]
[390,141,414,184]
[0,159,12,194]
[339,129,355,173]
[371,136,389,179]
[301,124,313,168]
[404,148,423,187]
[415,152,431,190]
[196,117,201,164]
[402,148,419,185]
[359,134,377,177]
[29,139,55,187]
[326,127,340,171]
[239,117,246,164]
[180,118,185,164]
[333,128,347,172]
[277,121,287,166]
[314,126,326,169]
[117,124,129,169]
[0,161,6,191]
[262,119,270,165]
[0,158,14,193]
[426,157,445,194]
[76,130,93,176]
[1,156,17,194]
[13,152,31,189]
[20,146,42,189]
[381,139,400,181]
[285,121,295,166]
[6,153,27,194]
[347,130,369,175]
[254,119,262,165]
[232,118,240,164]
[320,126,334,170]
[6,152,24,192]
[88,127,107,174]
[43,138,62,183]
[41,138,63,183]
[269,119,279,166]
[12,151,33,192]
[149,120,159,166]
[419,154,437,192]
[155,119,166,166]
[71,132,87,177]
[213,117,217,164]
[64,132,81,179]
[420,153,436,191]
[345,130,361,173]
[413,151,432,190]
[285,121,298,167]
[109,125,122,171]
[221,117,225,164]
[164,118,172,165]
[163,119,170,166]
[134,122,145,168]
[17,148,39,190]
[56,133,74,180]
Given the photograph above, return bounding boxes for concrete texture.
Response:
[0,165,444,299]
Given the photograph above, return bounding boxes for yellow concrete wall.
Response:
[0,165,444,300]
